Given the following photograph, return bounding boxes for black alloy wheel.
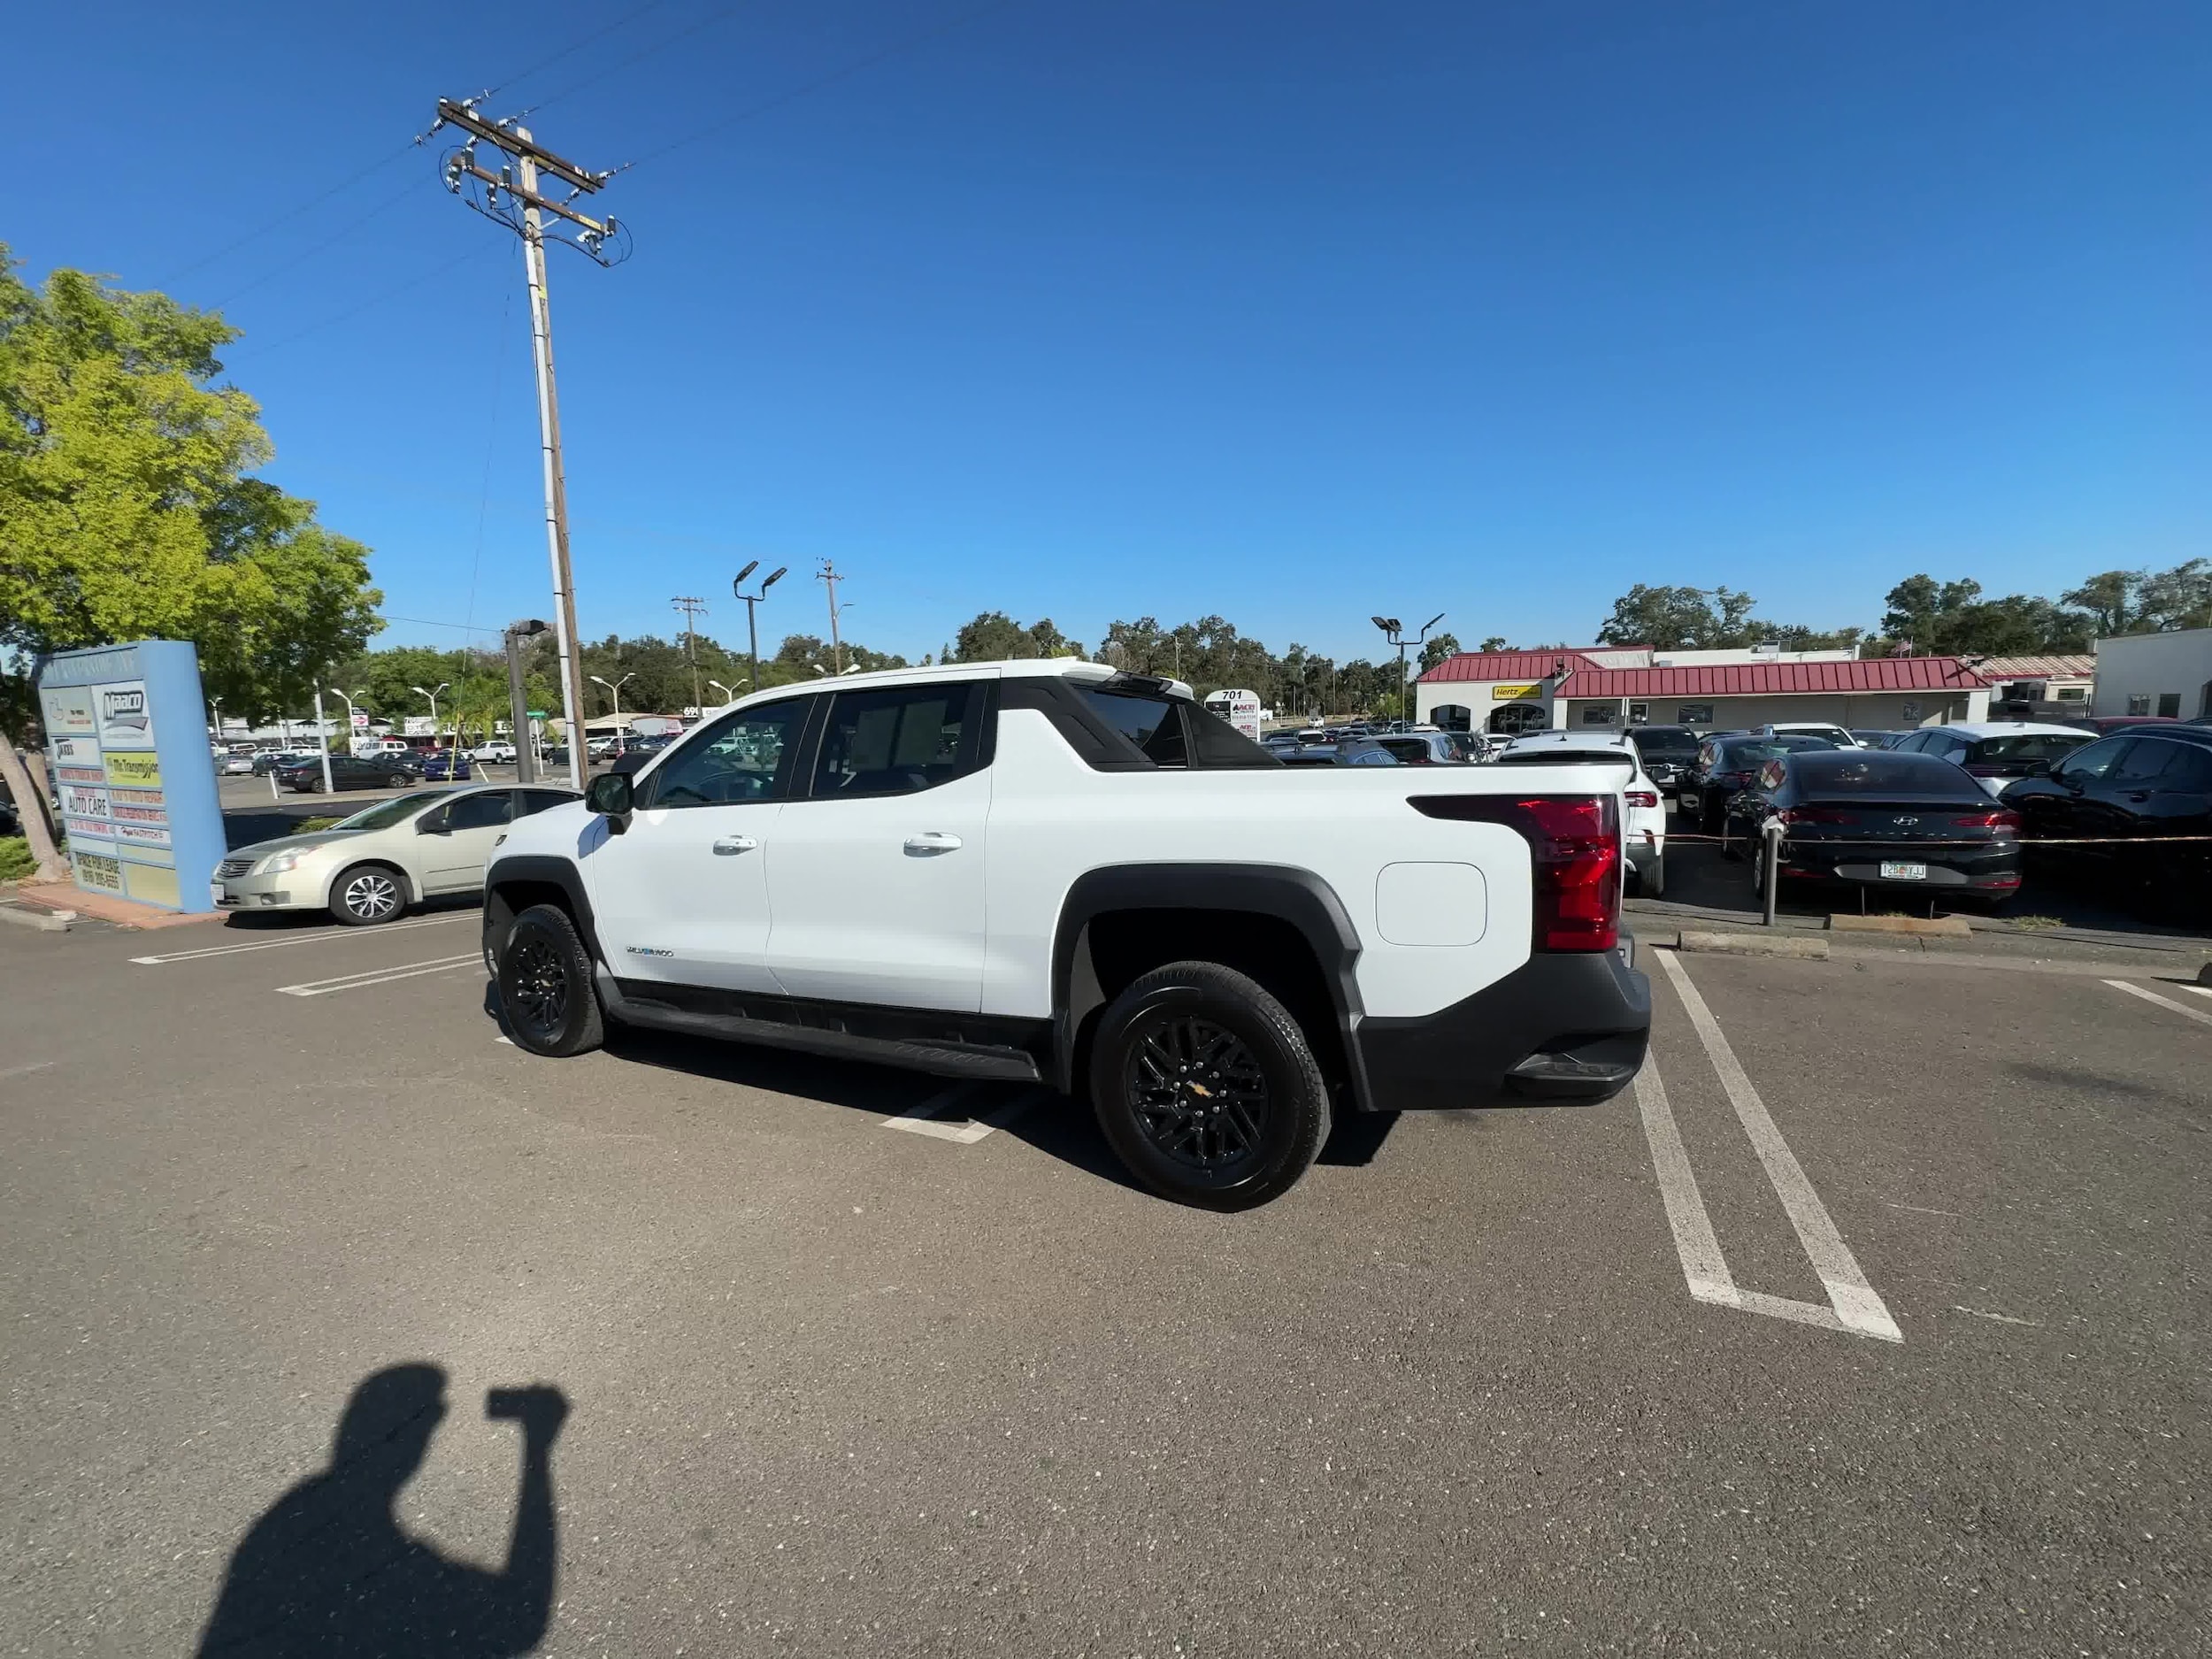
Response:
[1124,1014,1272,1172]
[1089,961,1330,1211]
[496,903,604,1058]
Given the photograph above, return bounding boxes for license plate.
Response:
[1880,861,1926,880]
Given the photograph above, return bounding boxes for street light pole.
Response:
[589,672,634,754]
[731,561,788,692]
[1372,611,1445,726]
[707,680,733,703]
[328,687,366,755]
[505,620,549,785]
[311,687,334,794]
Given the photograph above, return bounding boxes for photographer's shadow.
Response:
[196,1364,568,1658]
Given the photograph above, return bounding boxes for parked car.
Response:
[418,751,474,781]
[1497,731,1668,896]
[1625,725,1703,793]
[274,753,421,793]
[483,660,1651,1210]
[1750,722,1862,749]
[219,751,257,775]
[606,733,677,778]
[1338,732,1467,766]
[1332,741,1402,766]
[251,750,310,775]
[470,741,519,764]
[2060,715,2182,737]
[1850,729,1908,749]
[1679,734,1839,833]
[1889,722,2095,797]
[1723,749,2024,910]
[215,783,583,925]
[2001,726,2212,919]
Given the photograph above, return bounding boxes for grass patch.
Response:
[0,836,37,883]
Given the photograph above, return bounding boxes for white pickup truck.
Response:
[482,659,1650,1209]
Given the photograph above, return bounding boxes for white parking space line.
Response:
[2181,983,2212,1001]
[2105,979,2212,1029]
[131,914,467,964]
[276,954,484,998]
[881,1084,1048,1145]
[1650,949,1903,1343]
[1,1060,58,1083]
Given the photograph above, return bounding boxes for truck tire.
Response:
[1088,961,1331,1211]
[497,902,605,1058]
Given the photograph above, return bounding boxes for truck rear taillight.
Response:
[1410,794,1621,953]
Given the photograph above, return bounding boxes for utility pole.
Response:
[732,561,787,692]
[430,96,626,792]
[672,595,708,714]
[818,560,845,673]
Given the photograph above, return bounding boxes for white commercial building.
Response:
[2093,629,2212,720]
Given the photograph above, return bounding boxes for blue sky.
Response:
[10,1,2208,664]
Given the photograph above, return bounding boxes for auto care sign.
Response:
[35,641,226,912]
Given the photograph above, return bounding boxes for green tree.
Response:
[0,248,380,878]
[1479,636,1509,652]
[948,611,1085,664]
[1418,632,1463,673]
[1596,585,1759,649]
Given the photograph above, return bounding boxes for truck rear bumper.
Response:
[1348,940,1650,1112]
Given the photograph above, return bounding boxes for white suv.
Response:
[482,660,1651,1209]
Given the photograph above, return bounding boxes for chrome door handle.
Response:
[903,832,963,855]
[711,835,759,855]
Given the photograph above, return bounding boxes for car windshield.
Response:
[329,795,432,832]
[1969,733,2093,764]
[1718,738,1829,765]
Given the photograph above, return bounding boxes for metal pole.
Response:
[746,596,759,692]
[506,630,538,785]
[1763,823,1782,927]
[516,133,588,792]
[311,688,334,795]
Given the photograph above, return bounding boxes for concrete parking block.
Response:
[0,902,69,933]
[1830,912,1971,938]
[1675,930,1831,960]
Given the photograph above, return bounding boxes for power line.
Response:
[218,244,503,365]
[483,0,674,99]
[201,175,428,311]
[623,0,1030,172]
[515,0,759,120]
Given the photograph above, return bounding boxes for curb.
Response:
[1675,930,1830,960]
[0,903,70,933]
[1830,913,1972,939]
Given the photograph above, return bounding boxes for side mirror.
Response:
[586,772,634,822]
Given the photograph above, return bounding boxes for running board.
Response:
[595,970,1044,1082]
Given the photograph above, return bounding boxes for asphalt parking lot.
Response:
[3,902,2208,1655]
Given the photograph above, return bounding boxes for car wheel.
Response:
[1641,856,1665,899]
[328,864,408,926]
[498,903,605,1057]
[1088,961,1330,1212]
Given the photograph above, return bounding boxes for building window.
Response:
[1628,703,1649,726]
[2055,686,2086,703]
[2126,695,2150,715]
[1578,705,1617,726]
[1431,703,1472,732]
[2157,693,2182,718]
[1678,703,1714,725]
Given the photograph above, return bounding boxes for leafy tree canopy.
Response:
[0,247,381,732]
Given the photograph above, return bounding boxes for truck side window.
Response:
[1076,687,1187,767]
[811,684,983,797]
[645,698,810,809]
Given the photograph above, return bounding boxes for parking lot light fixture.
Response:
[733,565,789,692]
[589,672,634,752]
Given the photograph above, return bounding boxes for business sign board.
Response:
[1490,683,1543,701]
[350,710,370,729]
[36,641,227,913]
